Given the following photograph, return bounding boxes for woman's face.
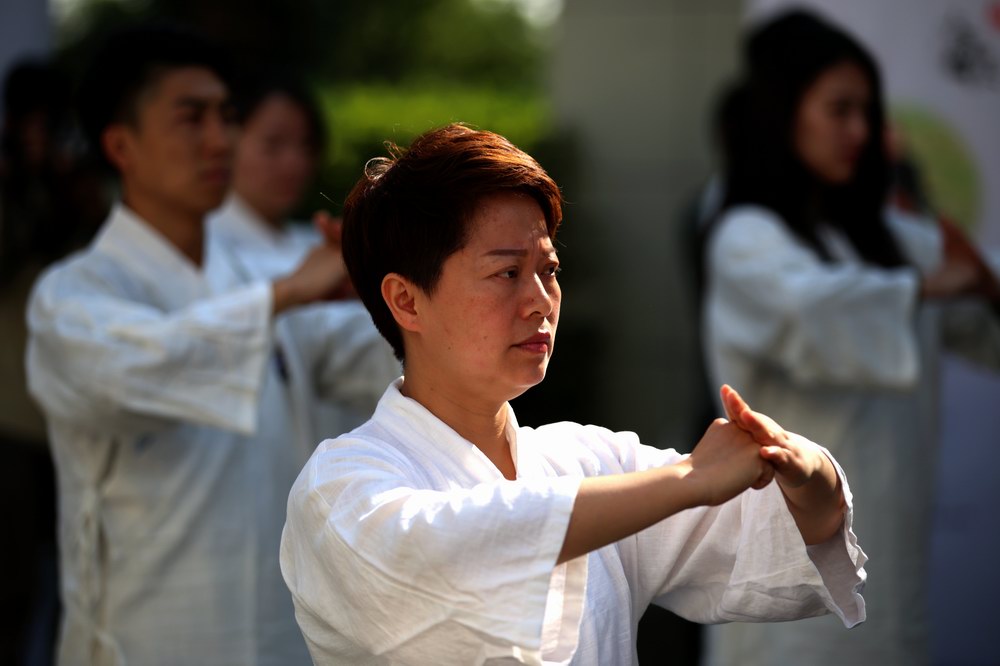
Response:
[793,60,872,185]
[233,93,317,223]
[411,192,561,404]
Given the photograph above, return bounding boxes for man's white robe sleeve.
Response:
[285,300,400,411]
[27,266,273,435]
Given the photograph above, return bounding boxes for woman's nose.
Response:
[523,273,555,318]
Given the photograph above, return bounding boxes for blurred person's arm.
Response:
[276,228,400,411]
[706,206,923,388]
[27,248,352,435]
[27,262,274,434]
[887,208,1000,368]
[288,301,400,412]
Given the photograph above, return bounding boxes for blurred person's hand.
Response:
[921,217,999,301]
[312,209,358,299]
[939,216,1000,302]
[313,209,343,246]
[272,242,352,314]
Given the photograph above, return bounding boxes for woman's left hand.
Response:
[720,384,823,488]
[719,384,845,544]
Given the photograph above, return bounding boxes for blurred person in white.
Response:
[209,73,397,452]
[701,10,1000,666]
[280,124,867,665]
[26,23,397,666]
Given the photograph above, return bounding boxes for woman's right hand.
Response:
[686,418,774,507]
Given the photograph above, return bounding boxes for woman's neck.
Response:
[235,190,285,231]
[400,370,517,480]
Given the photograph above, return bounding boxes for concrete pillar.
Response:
[548,0,743,445]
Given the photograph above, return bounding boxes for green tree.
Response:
[57,0,546,89]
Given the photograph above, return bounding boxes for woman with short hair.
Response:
[281,123,866,665]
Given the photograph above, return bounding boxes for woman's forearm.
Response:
[557,462,699,564]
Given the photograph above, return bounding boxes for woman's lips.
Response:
[514,332,552,354]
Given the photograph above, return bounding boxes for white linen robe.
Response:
[702,205,1000,666]
[209,193,398,450]
[26,203,398,666]
[280,379,867,666]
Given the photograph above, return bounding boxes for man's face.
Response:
[110,66,238,217]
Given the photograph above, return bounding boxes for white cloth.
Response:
[209,194,398,447]
[26,203,398,666]
[209,193,319,274]
[280,380,867,666]
[702,205,1000,666]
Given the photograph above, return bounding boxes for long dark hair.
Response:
[715,10,907,268]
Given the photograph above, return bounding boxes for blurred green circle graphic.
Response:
[891,104,980,232]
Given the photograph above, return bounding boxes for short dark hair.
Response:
[76,22,233,171]
[233,71,326,155]
[342,123,563,362]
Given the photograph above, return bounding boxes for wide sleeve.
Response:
[572,427,866,628]
[645,448,864,629]
[26,262,273,434]
[706,206,922,388]
[286,300,401,411]
[280,438,580,664]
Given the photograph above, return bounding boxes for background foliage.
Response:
[55,0,556,214]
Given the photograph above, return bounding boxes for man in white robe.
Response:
[26,26,397,665]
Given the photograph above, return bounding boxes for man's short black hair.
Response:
[76,22,233,171]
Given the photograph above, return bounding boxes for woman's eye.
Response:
[543,264,561,277]
[497,269,518,279]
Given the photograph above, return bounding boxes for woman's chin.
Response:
[506,368,548,401]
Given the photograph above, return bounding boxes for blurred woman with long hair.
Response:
[702,10,1000,666]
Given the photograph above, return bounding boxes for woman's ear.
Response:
[381,273,421,332]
